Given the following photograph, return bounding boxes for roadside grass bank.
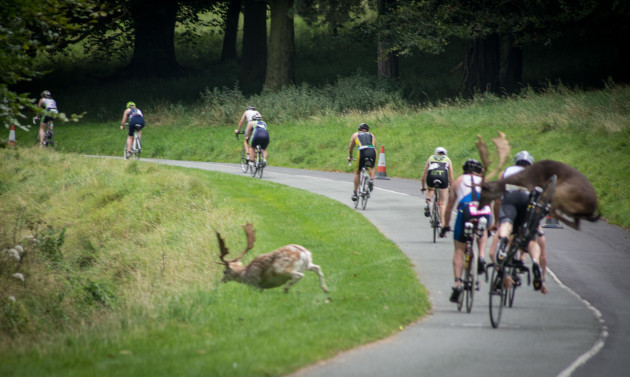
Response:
[24,84,630,229]
[0,149,428,376]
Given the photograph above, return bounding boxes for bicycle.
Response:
[250,144,264,179]
[236,131,249,173]
[488,174,557,328]
[33,117,54,147]
[456,216,488,313]
[349,158,372,210]
[425,180,442,243]
[124,123,142,160]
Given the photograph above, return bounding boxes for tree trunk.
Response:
[264,0,295,91]
[462,33,500,95]
[126,0,180,78]
[499,34,523,93]
[377,0,398,80]
[240,0,267,93]
[220,0,241,62]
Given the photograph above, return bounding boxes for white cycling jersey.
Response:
[245,110,261,122]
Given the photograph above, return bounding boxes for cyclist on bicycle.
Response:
[347,123,377,201]
[120,101,145,159]
[488,150,547,293]
[35,90,59,147]
[421,147,454,236]
[245,114,269,166]
[443,159,492,303]
[235,106,261,163]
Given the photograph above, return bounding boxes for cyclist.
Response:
[120,101,145,159]
[245,114,269,166]
[35,90,59,147]
[347,123,377,201]
[443,159,492,303]
[421,147,454,236]
[488,150,548,293]
[235,106,261,163]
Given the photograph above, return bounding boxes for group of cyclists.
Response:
[417,147,549,303]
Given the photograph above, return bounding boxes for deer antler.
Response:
[476,131,511,180]
[215,223,256,265]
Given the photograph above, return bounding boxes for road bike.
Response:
[426,180,442,243]
[488,174,557,328]
[350,158,372,210]
[33,117,54,147]
[456,217,488,313]
[250,144,264,179]
[236,131,249,173]
[124,124,142,159]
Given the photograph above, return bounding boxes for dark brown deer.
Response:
[215,223,329,293]
[476,133,600,230]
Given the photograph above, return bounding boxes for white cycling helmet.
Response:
[514,150,534,166]
[434,147,447,155]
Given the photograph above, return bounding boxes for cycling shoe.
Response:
[449,286,462,303]
[532,262,542,291]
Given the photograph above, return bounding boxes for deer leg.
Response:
[552,210,581,230]
[283,271,305,293]
[309,263,329,293]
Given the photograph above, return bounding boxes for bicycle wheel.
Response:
[465,248,477,313]
[240,147,249,173]
[432,198,440,243]
[355,171,364,209]
[360,170,369,210]
[133,136,141,158]
[489,266,506,328]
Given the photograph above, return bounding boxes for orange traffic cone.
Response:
[375,145,390,180]
[8,125,16,146]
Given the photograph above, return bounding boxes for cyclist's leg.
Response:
[451,240,466,302]
[438,186,449,227]
[39,121,47,146]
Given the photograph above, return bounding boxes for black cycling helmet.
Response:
[358,123,369,131]
[247,106,255,110]
[41,90,51,98]
[463,159,483,174]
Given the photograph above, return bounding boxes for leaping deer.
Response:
[215,223,329,293]
[476,132,600,230]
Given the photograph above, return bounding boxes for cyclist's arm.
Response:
[235,112,247,133]
[121,109,130,128]
[448,160,455,185]
[244,121,254,140]
[420,159,430,190]
[444,175,461,226]
[347,133,357,161]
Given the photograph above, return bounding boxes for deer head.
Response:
[216,223,256,282]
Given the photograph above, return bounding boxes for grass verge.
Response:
[0,148,428,376]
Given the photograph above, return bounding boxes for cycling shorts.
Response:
[251,128,269,149]
[427,169,449,189]
[42,109,58,124]
[127,117,145,136]
[453,202,491,243]
[357,148,376,172]
[499,190,530,232]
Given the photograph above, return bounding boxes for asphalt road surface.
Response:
[138,159,629,377]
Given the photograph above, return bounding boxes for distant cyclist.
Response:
[35,90,59,147]
[245,114,269,167]
[421,147,454,236]
[120,101,145,159]
[347,123,377,201]
[443,159,492,303]
[235,106,261,163]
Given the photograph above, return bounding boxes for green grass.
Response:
[17,83,630,228]
[0,149,428,376]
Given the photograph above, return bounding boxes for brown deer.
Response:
[215,223,329,293]
[476,133,600,230]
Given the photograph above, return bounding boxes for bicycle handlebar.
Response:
[235,130,245,140]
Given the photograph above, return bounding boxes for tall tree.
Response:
[125,0,181,77]
[377,0,399,80]
[220,0,242,62]
[265,0,295,90]
[239,0,267,92]
[0,0,109,129]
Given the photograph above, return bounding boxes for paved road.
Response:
[141,159,628,377]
